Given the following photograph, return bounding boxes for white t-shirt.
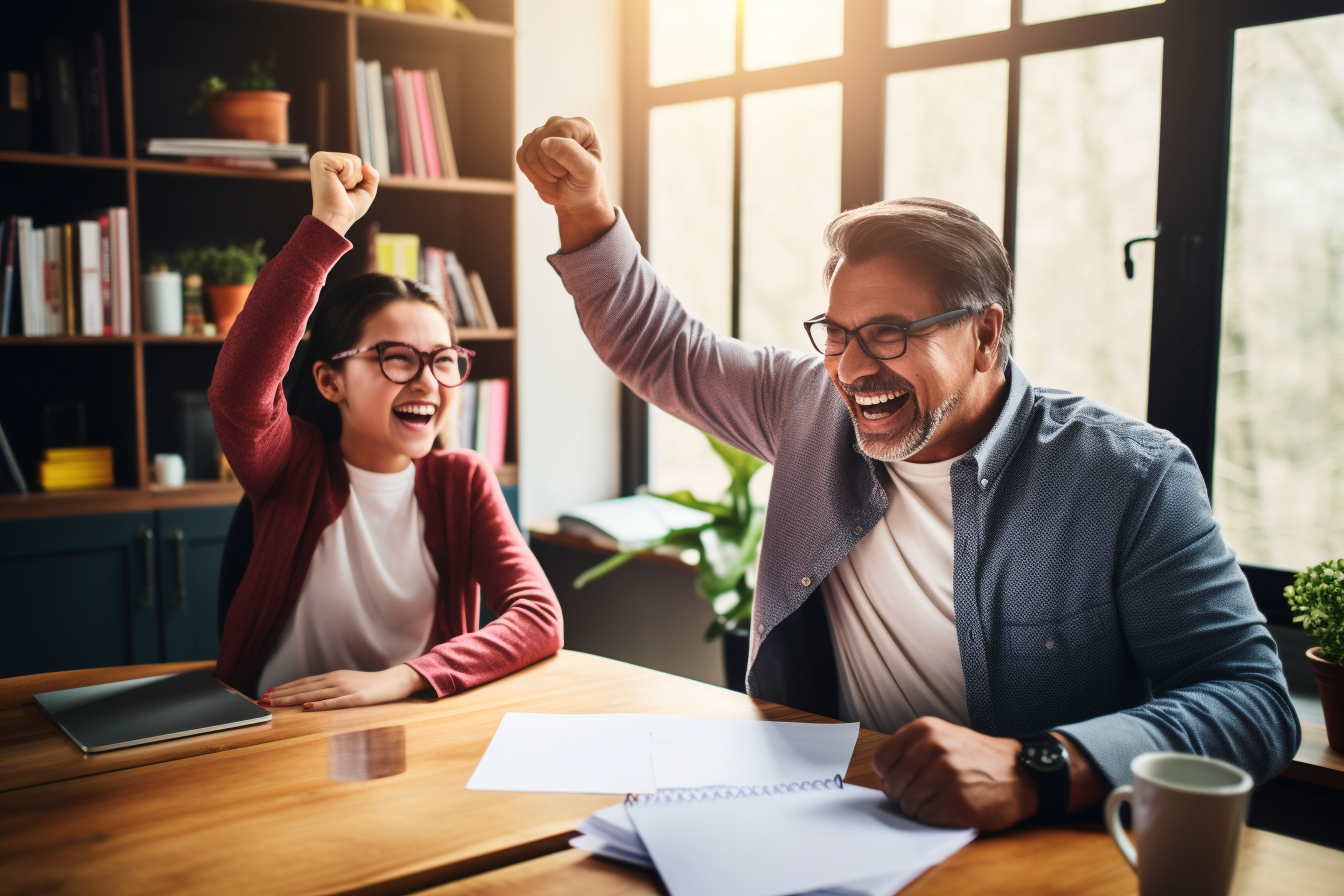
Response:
[822,454,970,735]
[257,461,440,693]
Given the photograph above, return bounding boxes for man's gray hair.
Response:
[822,197,1014,368]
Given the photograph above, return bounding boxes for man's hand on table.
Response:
[517,116,617,254]
[258,664,429,711]
[872,717,1106,831]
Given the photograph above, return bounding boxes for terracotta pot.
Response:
[1307,646,1344,752]
[206,283,253,335]
[206,91,290,143]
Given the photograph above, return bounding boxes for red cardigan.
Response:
[210,216,562,698]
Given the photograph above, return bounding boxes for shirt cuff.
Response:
[545,207,641,295]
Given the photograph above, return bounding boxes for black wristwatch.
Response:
[1017,733,1071,821]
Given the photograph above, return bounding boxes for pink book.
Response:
[411,70,441,179]
[487,378,509,470]
[392,68,415,176]
[98,214,112,335]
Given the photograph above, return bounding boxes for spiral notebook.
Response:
[577,777,976,896]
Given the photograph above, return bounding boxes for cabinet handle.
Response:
[137,526,155,609]
[168,528,187,609]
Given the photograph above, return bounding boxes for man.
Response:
[517,117,1299,830]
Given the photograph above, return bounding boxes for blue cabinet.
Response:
[0,504,235,678]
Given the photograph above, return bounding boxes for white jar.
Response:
[153,453,186,487]
[142,271,184,336]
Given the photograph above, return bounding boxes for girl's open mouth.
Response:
[393,402,437,430]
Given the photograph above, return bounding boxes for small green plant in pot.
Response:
[189,56,290,144]
[178,241,266,336]
[1284,558,1344,750]
[574,433,767,691]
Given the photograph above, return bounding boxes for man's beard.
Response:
[848,387,961,463]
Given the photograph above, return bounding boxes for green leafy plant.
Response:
[186,56,277,115]
[1285,558,1344,664]
[574,433,767,642]
[176,240,267,286]
[187,75,227,116]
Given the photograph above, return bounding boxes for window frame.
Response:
[620,0,1344,619]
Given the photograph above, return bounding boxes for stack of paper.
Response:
[146,139,309,162]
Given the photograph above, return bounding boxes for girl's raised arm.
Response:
[208,153,378,500]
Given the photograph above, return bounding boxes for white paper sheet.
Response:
[465,713,656,793]
[467,714,860,794]
[625,784,976,896]
[651,717,860,789]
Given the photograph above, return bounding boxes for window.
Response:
[626,0,1344,609]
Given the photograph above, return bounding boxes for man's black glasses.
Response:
[803,308,971,361]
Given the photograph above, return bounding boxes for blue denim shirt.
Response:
[550,211,1300,786]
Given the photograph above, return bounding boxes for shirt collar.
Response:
[960,353,1035,486]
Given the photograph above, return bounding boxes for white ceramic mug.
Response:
[142,271,184,336]
[153,453,186,487]
[1105,752,1253,896]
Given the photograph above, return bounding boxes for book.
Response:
[373,232,420,278]
[43,226,62,333]
[2,71,31,152]
[40,445,115,491]
[354,58,371,164]
[559,494,716,551]
[392,69,414,175]
[456,381,477,451]
[45,36,80,154]
[17,217,36,335]
[76,220,101,336]
[111,207,130,335]
[381,73,402,176]
[366,60,389,175]
[145,139,309,161]
[473,378,491,455]
[395,67,427,178]
[486,378,508,469]
[467,271,498,329]
[425,68,459,179]
[444,251,478,327]
[62,223,75,334]
[1,216,15,336]
[411,70,441,179]
[97,215,112,335]
[76,33,111,157]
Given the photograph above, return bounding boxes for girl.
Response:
[211,151,562,709]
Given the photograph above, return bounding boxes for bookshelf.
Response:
[0,0,518,523]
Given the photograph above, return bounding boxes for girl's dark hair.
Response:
[290,272,452,441]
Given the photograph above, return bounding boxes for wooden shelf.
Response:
[0,335,136,346]
[0,150,129,170]
[459,328,515,341]
[0,482,244,522]
[349,3,514,38]
[378,174,515,195]
[133,159,312,182]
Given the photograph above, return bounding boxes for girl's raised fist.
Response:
[310,151,378,236]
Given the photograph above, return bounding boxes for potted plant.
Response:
[177,241,267,336]
[574,433,767,692]
[1285,558,1344,751]
[189,57,290,144]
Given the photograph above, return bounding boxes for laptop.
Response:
[34,670,272,753]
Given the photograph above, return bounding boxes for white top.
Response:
[822,454,970,735]
[257,461,440,693]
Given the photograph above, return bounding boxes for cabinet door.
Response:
[0,511,159,678]
[156,505,235,662]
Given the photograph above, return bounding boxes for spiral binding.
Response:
[625,774,844,805]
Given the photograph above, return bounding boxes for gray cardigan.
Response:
[549,210,1299,786]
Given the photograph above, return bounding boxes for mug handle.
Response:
[1105,784,1138,870]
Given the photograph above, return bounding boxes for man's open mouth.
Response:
[853,390,910,420]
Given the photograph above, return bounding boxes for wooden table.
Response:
[2,651,1341,896]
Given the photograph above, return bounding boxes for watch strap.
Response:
[1018,733,1071,820]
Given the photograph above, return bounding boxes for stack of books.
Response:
[0,211,132,337]
[370,230,500,329]
[145,139,310,170]
[39,446,114,491]
[354,59,458,180]
[454,379,509,470]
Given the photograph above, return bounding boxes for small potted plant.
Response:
[574,433,767,692]
[189,57,290,144]
[178,241,267,336]
[1285,558,1344,751]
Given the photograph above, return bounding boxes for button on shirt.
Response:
[258,461,439,693]
[822,453,970,735]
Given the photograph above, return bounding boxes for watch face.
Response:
[1020,739,1066,774]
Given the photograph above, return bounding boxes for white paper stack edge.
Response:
[146,139,309,161]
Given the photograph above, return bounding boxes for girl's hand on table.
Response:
[258,665,428,711]
[310,150,379,237]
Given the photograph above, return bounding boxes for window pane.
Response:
[648,98,737,496]
[887,0,1010,49]
[884,59,1009,236]
[739,82,843,354]
[1013,38,1162,421]
[1023,0,1161,25]
[1213,14,1344,571]
[743,0,844,71]
[650,0,736,87]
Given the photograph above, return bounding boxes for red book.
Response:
[486,378,508,470]
[391,68,415,176]
[98,214,112,334]
[411,70,441,180]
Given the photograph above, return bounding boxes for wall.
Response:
[515,0,625,525]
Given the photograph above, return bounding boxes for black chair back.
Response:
[217,496,254,638]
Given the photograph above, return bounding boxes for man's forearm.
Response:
[556,197,617,254]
